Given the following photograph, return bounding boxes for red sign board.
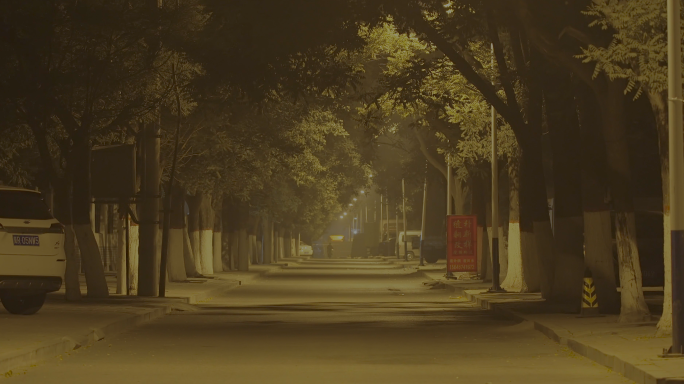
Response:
[446,215,477,273]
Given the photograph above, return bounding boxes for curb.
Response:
[0,305,169,376]
[179,264,288,304]
[2,263,288,376]
[464,291,684,384]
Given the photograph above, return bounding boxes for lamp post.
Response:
[666,0,684,357]
[395,202,399,259]
[420,162,428,267]
[380,194,384,244]
[386,191,390,257]
[490,43,504,293]
[446,156,454,278]
[402,178,408,262]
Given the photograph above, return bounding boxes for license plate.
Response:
[13,235,40,246]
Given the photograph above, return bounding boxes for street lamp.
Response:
[353,197,357,201]
[489,42,504,293]
[665,0,684,357]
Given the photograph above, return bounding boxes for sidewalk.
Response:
[429,275,684,384]
[0,264,284,377]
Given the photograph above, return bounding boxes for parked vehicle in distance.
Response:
[299,242,313,256]
[421,236,446,264]
[0,187,66,315]
[396,230,421,260]
[378,237,396,256]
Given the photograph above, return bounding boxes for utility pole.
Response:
[490,43,503,293]
[380,194,384,243]
[666,0,684,357]
[138,121,160,297]
[420,162,428,267]
[395,202,399,259]
[446,157,454,278]
[159,64,183,298]
[402,179,408,262]
[385,192,390,256]
[139,0,163,297]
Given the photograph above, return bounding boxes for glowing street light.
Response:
[360,190,365,194]
[340,215,344,219]
[343,212,347,216]
[349,203,353,207]
[353,198,357,201]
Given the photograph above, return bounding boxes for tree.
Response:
[578,0,678,331]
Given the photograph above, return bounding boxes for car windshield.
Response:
[0,190,53,220]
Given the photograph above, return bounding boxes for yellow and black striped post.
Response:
[580,269,600,317]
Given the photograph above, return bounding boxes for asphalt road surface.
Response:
[6,259,633,384]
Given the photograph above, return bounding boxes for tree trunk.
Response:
[296,231,301,259]
[187,193,203,274]
[577,84,620,314]
[138,122,160,296]
[519,64,549,295]
[70,134,109,298]
[599,80,650,323]
[262,217,273,264]
[472,177,489,279]
[197,193,214,275]
[249,215,261,264]
[52,180,82,300]
[237,205,250,271]
[183,223,200,277]
[115,204,127,293]
[167,187,187,282]
[213,203,223,273]
[287,229,294,258]
[484,193,493,282]
[545,72,585,311]
[502,150,538,292]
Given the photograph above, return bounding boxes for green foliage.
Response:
[578,0,681,98]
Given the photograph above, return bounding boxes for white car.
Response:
[0,187,65,315]
[396,230,422,261]
[299,242,313,256]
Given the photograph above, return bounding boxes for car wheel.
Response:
[406,252,415,261]
[424,254,439,264]
[1,292,47,315]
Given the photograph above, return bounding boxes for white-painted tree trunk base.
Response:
[657,212,672,336]
[73,224,109,298]
[167,229,187,282]
[614,212,651,323]
[128,224,139,294]
[500,227,508,282]
[502,223,527,292]
[190,230,202,274]
[116,218,126,295]
[200,230,214,275]
[213,231,222,273]
[183,227,199,277]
